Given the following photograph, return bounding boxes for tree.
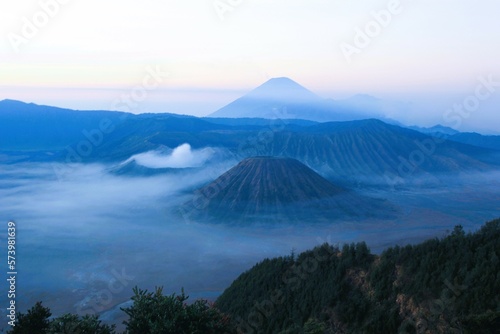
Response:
[7,303,115,334]
[451,225,465,238]
[49,314,116,334]
[303,318,329,334]
[7,301,51,334]
[122,286,235,334]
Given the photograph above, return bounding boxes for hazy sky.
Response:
[1,0,499,131]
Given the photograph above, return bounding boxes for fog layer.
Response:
[0,161,498,329]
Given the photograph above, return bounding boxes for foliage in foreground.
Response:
[7,288,235,334]
[121,287,235,334]
[6,301,115,334]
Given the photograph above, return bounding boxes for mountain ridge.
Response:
[1,100,499,185]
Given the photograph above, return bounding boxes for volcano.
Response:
[184,157,395,223]
[208,77,384,121]
[209,77,321,119]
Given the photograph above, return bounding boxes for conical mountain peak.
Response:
[247,77,320,101]
[209,78,321,118]
[183,156,394,223]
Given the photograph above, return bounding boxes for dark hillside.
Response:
[216,219,500,333]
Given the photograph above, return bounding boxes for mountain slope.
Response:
[216,219,500,333]
[0,99,128,151]
[0,99,228,162]
[259,119,499,184]
[209,78,382,121]
[183,156,395,223]
[209,77,322,119]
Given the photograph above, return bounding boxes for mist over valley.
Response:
[0,78,499,331]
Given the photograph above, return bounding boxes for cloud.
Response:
[125,143,215,169]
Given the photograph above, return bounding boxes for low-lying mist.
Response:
[0,159,498,329]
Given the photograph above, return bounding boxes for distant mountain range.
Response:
[407,124,460,136]
[441,132,500,152]
[1,97,499,185]
[408,124,499,154]
[0,99,128,151]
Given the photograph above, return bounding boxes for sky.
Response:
[1,0,499,132]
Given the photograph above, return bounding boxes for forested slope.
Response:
[216,219,500,333]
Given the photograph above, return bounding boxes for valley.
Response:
[0,158,498,329]
[3,1,499,331]
[0,80,499,331]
